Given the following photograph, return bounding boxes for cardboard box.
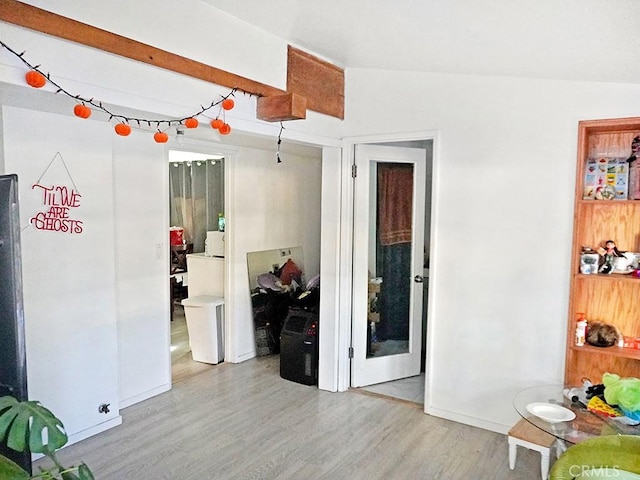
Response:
[583,157,628,200]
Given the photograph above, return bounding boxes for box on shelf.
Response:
[580,251,600,274]
[583,157,628,200]
[623,336,640,350]
[630,161,640,200]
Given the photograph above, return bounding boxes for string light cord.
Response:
[0,40,253,130]
[276,122,284,163]
[1,40,289,153]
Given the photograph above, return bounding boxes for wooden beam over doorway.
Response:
[0,1,345,121]
[0,0,282,99]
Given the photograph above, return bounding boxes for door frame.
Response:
[338,130,439,412]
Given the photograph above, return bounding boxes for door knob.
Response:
[414,275,424,283]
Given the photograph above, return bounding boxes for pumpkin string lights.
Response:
[0,40,247,142]
[25,69,46,88]
[208,97,234,136]
[73,103,92,119]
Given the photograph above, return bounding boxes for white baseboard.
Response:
[68,416,123,445]
[120,382,171,409]
[31,416,123,461]
[233,350,256,363]
[426,405,510,435]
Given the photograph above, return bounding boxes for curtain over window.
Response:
[169,159,224,253]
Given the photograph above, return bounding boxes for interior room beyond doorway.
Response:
[168,149,225,384]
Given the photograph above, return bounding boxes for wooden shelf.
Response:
[579,199,640,205]
[574,273,640,283]
[565,117,640,386]
[570,344,640,360]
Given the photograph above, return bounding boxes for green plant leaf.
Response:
[0,396,68,454]
[60,470,80,480]
[0,455,30,480]
[0,397,22,448]
[78,463,95,480]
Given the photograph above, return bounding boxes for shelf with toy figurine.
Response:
[566,117,640,386]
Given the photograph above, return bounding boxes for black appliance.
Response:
[0,174,30,474]
[279,307,319,385]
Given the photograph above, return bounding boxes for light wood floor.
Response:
[171,305,215,384]
[174,303,427,404]
[39,355,545,479]
[360,374,425,405]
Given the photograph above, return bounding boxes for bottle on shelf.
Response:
[218,212,225,232]
[575,313,588,347]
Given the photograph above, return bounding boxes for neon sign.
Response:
[30,184,83,234]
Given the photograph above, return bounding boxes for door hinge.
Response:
[348,346,354,359]
[351,164,357,178]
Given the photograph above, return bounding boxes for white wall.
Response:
[2,106,123,443]
[112,135,171,407]
[0,100,323,441]
[343,68,640,432]
[228,145,322,361]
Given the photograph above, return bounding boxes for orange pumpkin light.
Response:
[219,123,231,135]
[222,98,234,110]
[25,70,46,88]
[184,117,199,129]
[154,131,169,143]
[115,123,132,136]
[210,118,224,130]
[73,104,92,119]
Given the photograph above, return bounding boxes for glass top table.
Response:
[514,385,640,444]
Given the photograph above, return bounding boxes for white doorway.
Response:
[168,149,226,384]
[350,139,434,405]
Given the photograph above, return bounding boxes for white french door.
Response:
[351,144,426,387]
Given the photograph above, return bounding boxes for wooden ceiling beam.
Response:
[0,1,346,121]
[287,46,344,120]
[0,0,283,99]
[256,93,307,122]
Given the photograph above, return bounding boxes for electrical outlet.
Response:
[280,249,291,257]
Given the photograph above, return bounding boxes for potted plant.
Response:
[0,396,93,479]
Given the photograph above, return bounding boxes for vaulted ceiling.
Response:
[205,0,640,84]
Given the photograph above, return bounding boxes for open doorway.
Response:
[168,149,226,384]
[355,139,433,405]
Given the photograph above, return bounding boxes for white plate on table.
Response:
[526,402,575,423]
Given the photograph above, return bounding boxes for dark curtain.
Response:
[378,243,412,341]
[375,163,414,342]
